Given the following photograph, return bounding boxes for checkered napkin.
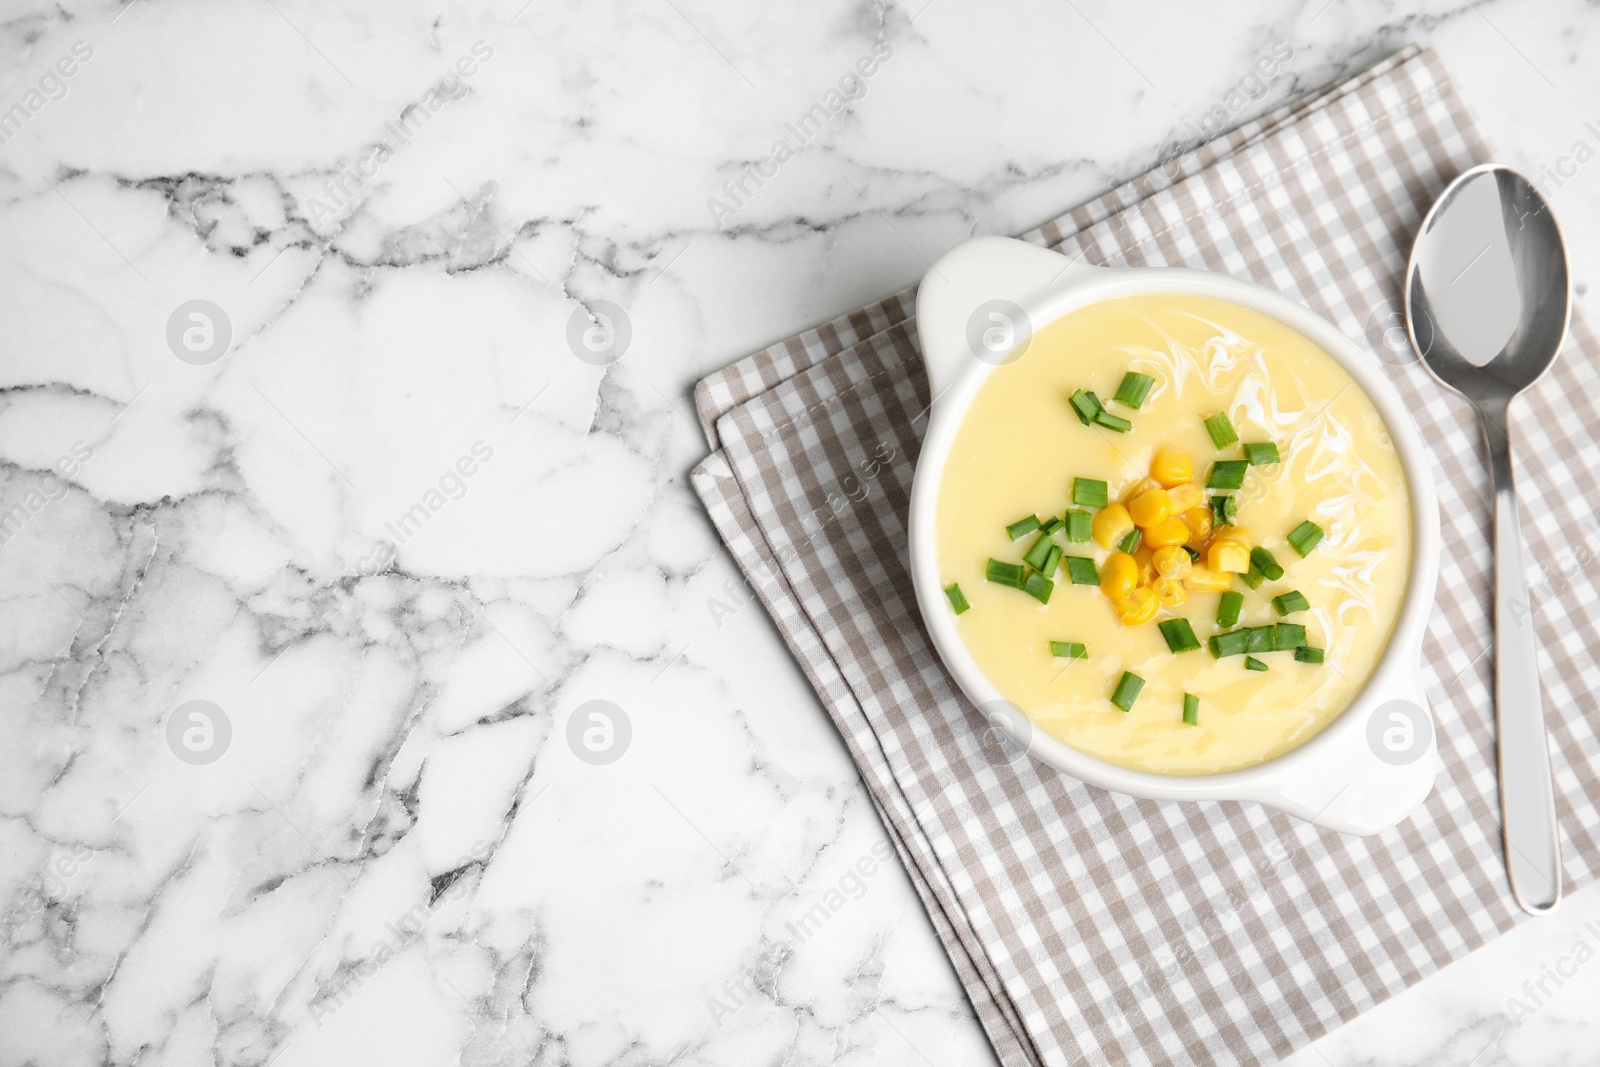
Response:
[690,47,1600,1067]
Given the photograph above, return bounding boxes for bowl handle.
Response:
[1252,674,1438,835]
[916,236,1103,398]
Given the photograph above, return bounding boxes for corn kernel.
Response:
[1166,483,1203,512]
[1208,539,1250,573]
[1092,503,1135,549]
[1184,564,1234,593]
[1120,476,1160,503]
[1143,515,1191,548]
[1114,586,1159,626]
[1128,488,1173,528]
[1152,576,1188,607]
[1181,506,1213,544]
[1100,551,1139,599]
[1152,545,1192,580]
[1133,545,1156,586]
[1210,528,1249,549]
[1150,446,1194,487]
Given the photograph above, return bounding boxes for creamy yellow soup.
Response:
[937,294,1410,775]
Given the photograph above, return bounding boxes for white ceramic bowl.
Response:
[909,236,1441,835]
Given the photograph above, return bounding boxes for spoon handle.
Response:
[1484,412,1563,913]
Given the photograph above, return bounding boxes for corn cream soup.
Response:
[936,294,1410,775]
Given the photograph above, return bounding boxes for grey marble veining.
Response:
[2,1,1598,1064]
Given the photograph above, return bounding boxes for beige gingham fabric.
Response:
[690,48,1600,1067]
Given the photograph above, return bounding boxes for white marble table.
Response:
[3,1,1598,1064]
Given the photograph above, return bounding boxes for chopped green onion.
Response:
[1183,545,1200,561]
[1063,555,1099,585]
[1209,493,1238,526]
[1206,460,1249,490]
[1271,623,1307,650]
[1216,591,1243,628]
[1023,534,1054,571]
[1158,618,1202,653]
[1063,509,1092,542]
[1208,630,1250,657]
[1039,516,1064,538]
[1093,410,1133,433]
[1050,640,1088,660]
[1110,671,1145,712]
[1295,645,1325,664]
[985,560,1025,588]
[1203,411,1239,449]
[1271,590,1309,616]
[1245,626,1274,653]
[1116,527,1142,554]
[944,583,970,614]
[1242,441,1281,465]
[1007,515,1041,540]
[1182,692,1199,726]
[1023,571,1054,604]
[1243,656,1269,672]
[1072,478,1109,508]
[1240,567,1265,590]
[1069,389,1105,426]
[1249,546,1284,581]
[1287,520,1325,557]
[1042,543,1064,579]
[1112,371,1156,409]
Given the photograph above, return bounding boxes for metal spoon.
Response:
[1404,162,1570,915]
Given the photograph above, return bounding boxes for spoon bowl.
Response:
[1404,162,1572,914]
[1407,165,1570,401]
